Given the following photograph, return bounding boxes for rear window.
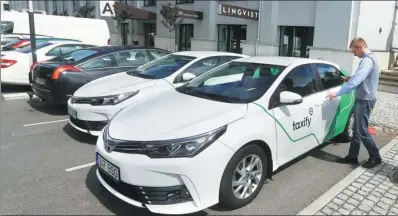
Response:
[55,49,99,62]
[16,42,53,53]
[1,21,14,34]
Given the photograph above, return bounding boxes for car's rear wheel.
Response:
[336,111,354,142]
[219,144,267,209]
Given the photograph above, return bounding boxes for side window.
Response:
[315,64,343,89]
[79,54,118,69]
[183,56,223,76]
[222,55,243,63]
[148,50,170,59]
[114,50,150,67]
[281,64,317,97]
[46,44,86,57]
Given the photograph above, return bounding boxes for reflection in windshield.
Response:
[127,54,196,79]
[176,61,286,103]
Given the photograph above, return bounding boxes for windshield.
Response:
[127,54,196,79]
[176,61,286,103]
[15,41,53,53]
[1,21,14,34]
[53,49,98,62]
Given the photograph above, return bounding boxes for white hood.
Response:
[73,72,158,97]
[108,90,248,141]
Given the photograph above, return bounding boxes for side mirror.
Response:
[182,72,196,82]
[279,91,303,105]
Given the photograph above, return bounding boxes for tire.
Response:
[336,111,354,143]
[219,144,267,209]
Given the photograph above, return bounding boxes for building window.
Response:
[144,23,156,47]
[144,0,156,6]
[217,25,246,54]
[72,0,78,11]
[120,23,129,45]
[178,24,194,51]
[120,0,128,5]
[176,0,194,4]
[53,0,57,12]
[86,0,91,7]
[279,26,314,58]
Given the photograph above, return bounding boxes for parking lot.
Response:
[1,86,395,215]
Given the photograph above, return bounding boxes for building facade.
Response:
[6,0,398,73]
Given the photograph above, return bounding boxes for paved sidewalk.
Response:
[298,137,398,215]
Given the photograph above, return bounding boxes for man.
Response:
[327,37,382,168]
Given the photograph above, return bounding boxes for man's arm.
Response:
[336,57,374,96]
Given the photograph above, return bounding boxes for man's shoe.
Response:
[336,156,359,164]
[362,157,382,168]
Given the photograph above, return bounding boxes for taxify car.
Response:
[68,51,248,136]
[95,56,355,214]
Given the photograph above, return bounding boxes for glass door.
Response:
[120,23,129,45]
[144,23,156,47]
[279,26,314,58]
[217,25,247,54]
[178,24,194,51]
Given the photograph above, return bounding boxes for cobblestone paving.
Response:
[315,143,398,215]
[370,91,398,132]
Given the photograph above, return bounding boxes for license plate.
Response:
[97,153,120,182]
[68,106,77,119]
[35,77,45,85]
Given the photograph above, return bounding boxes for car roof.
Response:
[234,56,339,67]
[172,51,248,58]
[81,45,171,55]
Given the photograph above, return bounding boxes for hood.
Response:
[108,90,248,141]
[73,72,158,97]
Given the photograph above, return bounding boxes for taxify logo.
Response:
[292,108,313,131]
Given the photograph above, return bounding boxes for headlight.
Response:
[72,90,139,106]
[102,124,228,158]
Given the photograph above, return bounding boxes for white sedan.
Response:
[67,51,248,136]
[1,40,95,85]
[95,56,355,215]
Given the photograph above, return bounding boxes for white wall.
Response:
[356,1,396,51]
[277,1,316,27]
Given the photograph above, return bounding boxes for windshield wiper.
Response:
[126,70,153,79]
[189,90,242,103]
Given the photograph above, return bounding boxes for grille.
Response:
[70,117,108,131]
[98,168,193,205]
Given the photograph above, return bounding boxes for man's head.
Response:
[349,37,369,58]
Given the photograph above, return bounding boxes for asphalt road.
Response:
[0,97,394,215]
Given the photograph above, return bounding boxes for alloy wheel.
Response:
[232,154,263,199]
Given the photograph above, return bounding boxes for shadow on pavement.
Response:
[26,98,67,116]
[63,123,97,145]
[85,166,209,216]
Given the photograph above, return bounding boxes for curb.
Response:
[297,136,398,215]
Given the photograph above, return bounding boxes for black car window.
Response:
[45,44,87,57]
[176,56,223,82]
[114,49,150,67]
[223,55,243,63]
[148,50,170,58]
[281,64,317,97]
[56,49,98,62]
[315,64,344,90]
[79,53,118,69]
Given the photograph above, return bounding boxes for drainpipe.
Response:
[255,0,262,56]
[389,2,398,68]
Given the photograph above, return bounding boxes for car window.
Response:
[15,42,53,53]
[79,54,118,69]
[181,56,223,77]
[114,50,150,67]
[223,55,243,63]
[315,64,344,90]
[55,49,98,62]
[281,64,317,97]
[1,21,14,34]
[148,50,170,58]
[45,44,86,57]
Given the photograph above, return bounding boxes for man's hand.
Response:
[326,91,337,100]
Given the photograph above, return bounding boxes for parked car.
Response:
[30,45,171,105]
[0,33,50,49]
[2,36,81,51]
[68,51,248,136]
[1,40,95,85]
[95,56,354,214]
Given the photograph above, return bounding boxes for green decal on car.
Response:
[253,68,260,79]
[323,91,355,142]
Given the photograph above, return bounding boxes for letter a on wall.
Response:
[100,1,115,17]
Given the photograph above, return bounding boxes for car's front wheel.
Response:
[219,144,267,209]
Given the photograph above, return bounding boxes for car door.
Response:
[313,63,354,143]
[270,63,325,165]
[113,49,152,73]
[171,56,224,86]
[77,53,119,82]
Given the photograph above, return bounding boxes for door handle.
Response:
[315,99,328,107]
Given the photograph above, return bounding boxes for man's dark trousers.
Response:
[348,99,381,159]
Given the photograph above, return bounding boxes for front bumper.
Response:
[67,98,131,136]
[95,131,235,214]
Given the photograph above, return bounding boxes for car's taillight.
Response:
[30,60,46,72]
[51,65,80,80]
[1,59,17,68]
[12,40,29,49]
